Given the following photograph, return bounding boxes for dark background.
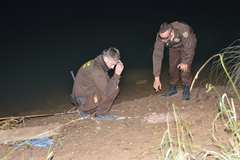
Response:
[1,0,239,116]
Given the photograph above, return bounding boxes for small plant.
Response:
[191,39,240,160]
[211,39,240,89]
[198,92,240,160]
[191,39,240,102]
[159,104,195,160]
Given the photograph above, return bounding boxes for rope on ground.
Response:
[0,108,80,160]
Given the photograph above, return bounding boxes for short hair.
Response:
[102,47,120,61]
[159,22,172,34]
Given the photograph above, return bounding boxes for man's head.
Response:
[159,22,174,42]
[102,47,121,69]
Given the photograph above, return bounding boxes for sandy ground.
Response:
[1,84,237,160]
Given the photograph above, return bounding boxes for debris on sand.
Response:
[143,112,173,124]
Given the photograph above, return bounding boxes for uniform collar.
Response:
[95,54,109,72]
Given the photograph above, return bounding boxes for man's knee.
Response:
[113,88,120,97]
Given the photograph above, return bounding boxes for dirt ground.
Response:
[0,86,236,160]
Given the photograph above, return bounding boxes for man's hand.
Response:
[115,60,124,75]
[153,77,162,92]
[177,63,188,72]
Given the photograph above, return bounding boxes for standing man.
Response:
[71,47,124,120]
[152,21,197,100]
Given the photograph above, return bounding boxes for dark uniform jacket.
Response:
[153,21,197,77]
[72,55,120,107]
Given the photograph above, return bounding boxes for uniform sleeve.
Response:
[182,34,197,65]
[92,70,120,100]
[152,35,164,77]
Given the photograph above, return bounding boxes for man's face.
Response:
[159,29,173,42]
[104,57,119,69]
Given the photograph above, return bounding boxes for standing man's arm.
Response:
[152,35,164,92]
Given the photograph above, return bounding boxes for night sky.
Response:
[1,1,239,116]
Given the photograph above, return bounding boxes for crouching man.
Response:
[71,47,124,120]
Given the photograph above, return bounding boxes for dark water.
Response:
[1,8,240,117]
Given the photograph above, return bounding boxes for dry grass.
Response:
[160,39,240,160]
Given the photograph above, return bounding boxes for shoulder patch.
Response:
[182,31,189,38]
[82,61,92,69]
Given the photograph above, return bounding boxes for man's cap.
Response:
[102,47,120,61]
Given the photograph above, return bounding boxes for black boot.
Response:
[163,85,177,96]
[182,84,190,100]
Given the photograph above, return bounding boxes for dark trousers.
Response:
[169,48,192,86]
[95,88,119,115]
[73,89,119,115]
